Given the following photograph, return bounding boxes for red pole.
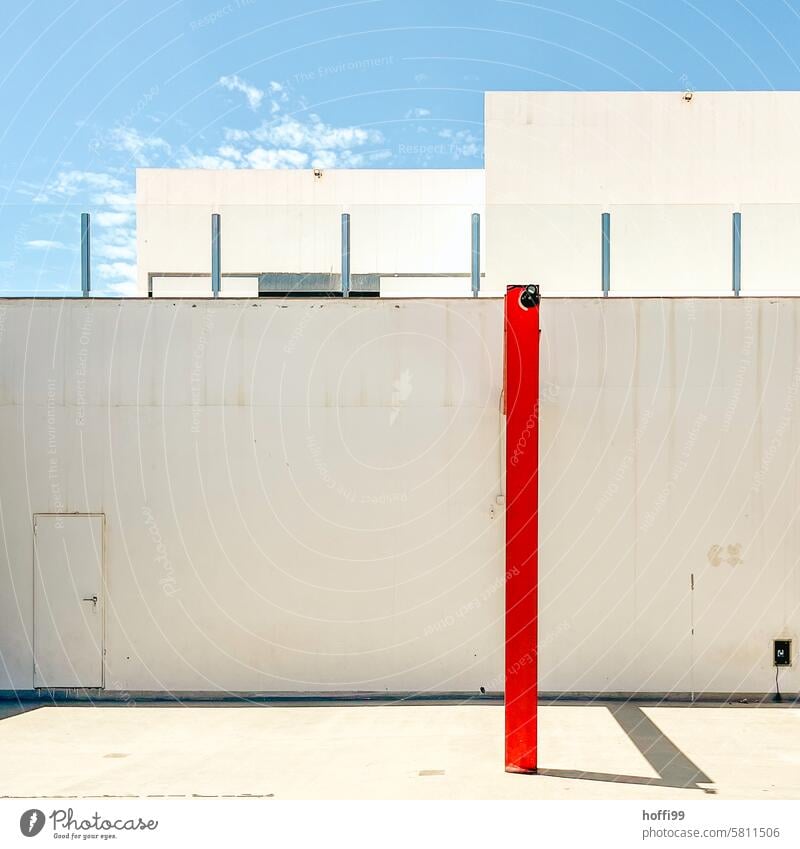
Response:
[504,284,540,773]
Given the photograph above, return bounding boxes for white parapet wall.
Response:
[0,296,797,697]
[136,168,485,298]
[485,91,800,296]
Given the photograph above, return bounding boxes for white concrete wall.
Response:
[137,169,485,298]
[1,296,798,696]
[741,204,800,294]
[485,92,800,296]
[539,298,800,695]
[0,297,504,694]
[611,205,732,296]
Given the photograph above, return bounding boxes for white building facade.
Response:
[137,168,484,298]
[138,91,800,299]
[1,295,798,697]
[1,91,799,698]
[485,90,800,296]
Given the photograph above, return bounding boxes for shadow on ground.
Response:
[538,703,714,792]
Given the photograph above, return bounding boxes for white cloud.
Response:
[267,80,289,114]
[106,127,170,166]
[29,170,139,295]
[217,145,243,162]
[103,277,138,296]
[97,260,136,281]
[178,152,238,169]
[219,74,264,111]
[405,107,431,118]
[181,113,385,171]
[437,128,481,160]
[309,148,385,168]
[93,213,136,279]
[94,242,135,261]
[92,191,135,208]
[97,260,137,294]
[94,211,133,228]
[240,114,383,151]
[25,239,70,250]
[308,150,338,169]
[244,148,309,169]
[31,170,125,202]
[223,128,249,143]
[56,171,124,193]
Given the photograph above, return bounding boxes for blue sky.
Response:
[2,0,800,295]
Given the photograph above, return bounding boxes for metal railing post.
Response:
[601,212,611,297]
[732,212,742,297]
[471,212,480,298]
[81,212,91,297]
[341,213,350,298]
[211,213,221,298]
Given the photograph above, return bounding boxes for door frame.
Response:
[32,512,106,690]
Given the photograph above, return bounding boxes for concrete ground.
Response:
[0,700,798,800]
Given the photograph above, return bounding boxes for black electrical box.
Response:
[774,639,792,667]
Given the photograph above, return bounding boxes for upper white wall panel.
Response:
[137,168,485,207]
[137,169,485,294]
[485,91,800,205]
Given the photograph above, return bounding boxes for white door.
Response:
[33,514,104,688]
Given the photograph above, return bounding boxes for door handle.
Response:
[82,595,98,609]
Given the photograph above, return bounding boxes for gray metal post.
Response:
[601,212,611,297]
[732,212,742,297]
[211,213,221,298]
[341,213,350,298]
[81,212,91,297]
[471,212,480,298]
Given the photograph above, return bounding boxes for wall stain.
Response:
[707,543,743,568]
